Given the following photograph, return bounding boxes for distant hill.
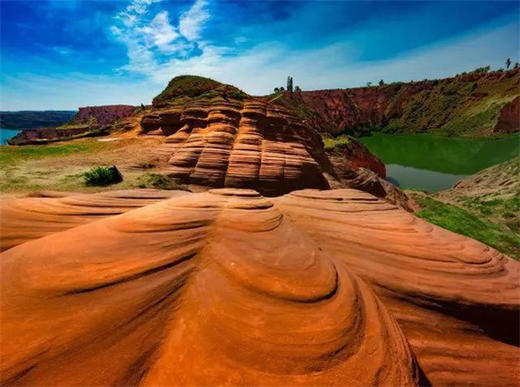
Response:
[275,69,520,137]
[0,111,77,129]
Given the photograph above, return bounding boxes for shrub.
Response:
[83,166,123,186]
[138,173,190,191]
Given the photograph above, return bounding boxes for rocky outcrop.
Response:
[1,188,518,386]
[152,101,333,195]
[8,126,97,145]
[71,105,137,126]
[341,168,418,211]
[278,69,519,137]
[8,105,137,145]
[136,77,337,196]
[494,96,520,133]
[326,138,386,178]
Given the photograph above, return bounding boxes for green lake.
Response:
[359,133,520,192]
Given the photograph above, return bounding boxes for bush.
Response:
[138,173,190,191]
[83,166,123,186]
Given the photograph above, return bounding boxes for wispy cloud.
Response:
[1,0,518,110]
[111,0,211,75]
[179,0,210,41]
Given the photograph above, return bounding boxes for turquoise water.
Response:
[0,128,21,145]
[359,133,520,192]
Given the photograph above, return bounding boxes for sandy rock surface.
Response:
[1,188,518,386]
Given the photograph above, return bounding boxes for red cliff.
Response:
[278,69,520,137]
[71,105,137,126]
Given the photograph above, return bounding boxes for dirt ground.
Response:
[0,136,171,198]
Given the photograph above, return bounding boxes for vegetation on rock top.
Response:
[153,75,249,106]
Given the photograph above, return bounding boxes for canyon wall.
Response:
[70,105,137,126]
[280,69,519,137]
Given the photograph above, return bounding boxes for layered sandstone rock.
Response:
[1,188,518,386]
[0,189,189,251]
[140,98,334,196]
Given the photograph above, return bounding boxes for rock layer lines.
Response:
[141,100,332,195]
[1,188,518,386]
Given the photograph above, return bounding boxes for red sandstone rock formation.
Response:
[495,96,520,133]
[0,188,518,386]
[71,105,137,126]
[326,138,386,178]
[140,99,335,196]
[0,189,188,251]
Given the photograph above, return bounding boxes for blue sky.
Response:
[1,0,518,110]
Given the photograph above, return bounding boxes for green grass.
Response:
[322,135,351,151]
[455,195,520,233]
[137,173,190,191]
[152,75,248,106]
[414,196,520,259]
[0,142,104,168]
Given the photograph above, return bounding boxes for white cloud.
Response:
[111,0,211,75]
[179,0,210,41]
[140,11,179,52]
[3,3,517,110]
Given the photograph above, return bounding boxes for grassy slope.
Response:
[388,71,519,136]
[410,157,520,260]
[276,70,519,137]
[413,195,520,260]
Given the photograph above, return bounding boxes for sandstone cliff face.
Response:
[1,188,518,386]
[140,95,334,196]
[495,96,520,133]
[279,69,519,137]
[71,105,137,126]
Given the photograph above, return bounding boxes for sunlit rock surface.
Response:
[141,100,333,196]
[1,188,519,386]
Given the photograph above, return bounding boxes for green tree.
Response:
[294,85,301,92]
[506,58,511,69]
[286,76,293,93]
[379,79,384,86]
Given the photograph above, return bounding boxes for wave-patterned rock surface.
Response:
[1,188,518,386]
[0,189,189,251]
